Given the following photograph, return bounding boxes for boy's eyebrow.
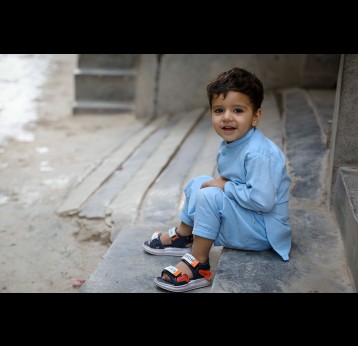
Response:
[212,103,247,109]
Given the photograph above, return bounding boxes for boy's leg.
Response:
[157,186,270,289]
[160,186,220,282]
[161,235,213,282]
[142,175,213,255]
[155,221,193,246]
[141,222,194,256]
[155,186,224,290]
[192,236,213,264]
[179,175,214,227]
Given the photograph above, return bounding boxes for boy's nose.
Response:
[223,111,233,120]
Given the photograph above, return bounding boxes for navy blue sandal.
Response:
[142,227,193,256]
[154,253,212,292]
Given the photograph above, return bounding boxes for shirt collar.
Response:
[225,127,256,148]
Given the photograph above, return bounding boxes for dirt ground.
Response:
[0,54,142,292]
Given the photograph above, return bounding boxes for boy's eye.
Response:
[214,108,223,114]
[234,108,243,113]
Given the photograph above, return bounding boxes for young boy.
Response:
[142,67,292,292]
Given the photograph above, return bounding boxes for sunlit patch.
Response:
[36,146,49,154]
[0,54,53,145]
[16,131,35,142]
[0,193,10,205]
[43,176,70,189]
[39,161,54,172]
[21,190,40,206]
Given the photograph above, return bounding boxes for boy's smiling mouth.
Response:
[222,126,236,133]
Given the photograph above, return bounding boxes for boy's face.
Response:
[211,91,261,143]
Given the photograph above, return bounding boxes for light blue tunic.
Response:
[179,127,292,261]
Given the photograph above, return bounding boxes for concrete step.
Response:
[74,68,137,103]
[333,166,358,290]
[79,108,218,292]
[74,54,139,114]
[79,224,223,293]
[77,88,355,293]
[211,207,353,292]
[73,100,136,114]
[78,54,139,69]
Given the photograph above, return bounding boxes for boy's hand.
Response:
[200,176,228,190]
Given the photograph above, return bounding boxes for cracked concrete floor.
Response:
[0,54,141,292]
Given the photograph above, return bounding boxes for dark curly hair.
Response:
[207,67,264,112]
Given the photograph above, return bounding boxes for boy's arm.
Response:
[224,152,285,212]
[200,176,228,190]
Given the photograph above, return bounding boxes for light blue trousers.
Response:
[179,176,271,251]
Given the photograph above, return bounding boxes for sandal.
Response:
[154,253,212,292]
[142,227,193,256]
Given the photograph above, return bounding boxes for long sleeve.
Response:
[224,151,286,212]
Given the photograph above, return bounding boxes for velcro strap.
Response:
[168,227,179,240]
[181,253,199,268]
[164,265,181,277]
[151,231,161,240]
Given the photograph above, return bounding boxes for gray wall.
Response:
[329,54,358,290]
[136,54,340,118]
[328,54,358,193]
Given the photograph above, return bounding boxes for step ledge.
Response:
[74,67,136,77]
[333,166,358,291]
[73,101,136,114]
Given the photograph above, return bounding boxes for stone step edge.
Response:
[74,67,136,77]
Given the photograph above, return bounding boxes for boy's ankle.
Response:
[159,232,172,246]
[176,224,193,237]
[191,254,209,264]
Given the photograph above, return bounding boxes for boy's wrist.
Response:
[222,180,227,191]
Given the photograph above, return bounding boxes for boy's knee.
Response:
[197,187,224,210]
[184,175,213,195]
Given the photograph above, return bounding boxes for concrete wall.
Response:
[328,54,358,191]
[135,54,158,120]
[136,54,340,118]
[333,167,358,290]
[329,54,358,289]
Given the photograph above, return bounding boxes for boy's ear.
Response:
[252,108,262,127]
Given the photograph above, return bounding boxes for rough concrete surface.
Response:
[0,54,143,292]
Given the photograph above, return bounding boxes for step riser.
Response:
[73,105,135,114]
[333,167,358,291]
[75,74,136,102]
[78,54,139,69]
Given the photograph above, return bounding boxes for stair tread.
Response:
[211,208,354,293]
